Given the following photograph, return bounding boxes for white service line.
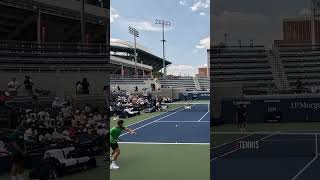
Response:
[210,131,280,162]
[291,155,319,180]
[122,111,169,128]
[197,111,210,122]
[118,142,210,145]
[156,121,210,123]
[120,108,186,137]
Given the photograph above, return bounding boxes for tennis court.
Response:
[111,102,210,180]
[211,131,320,180]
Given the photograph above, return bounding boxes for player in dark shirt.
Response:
[237,104,247,131]
[8,129,26,180]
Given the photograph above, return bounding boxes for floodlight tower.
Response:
[311,0,317,48]
[129,26,139,77]
[155,19,172,78]
[80,0,86,45]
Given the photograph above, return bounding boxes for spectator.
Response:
[81,78,90,94]
[296,80,303,92]
[8,77,20,96]
[76,81,83,94]
[0,91,11,106]
[84,103,92,114]
[24,125,37,141]
[24,76,34,96]
[52,97,64,109]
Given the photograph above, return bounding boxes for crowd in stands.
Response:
[18,98,107,147]
[110,91,173,119]
[0,95,108,154]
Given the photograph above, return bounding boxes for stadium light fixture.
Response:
[155,19,172,79]
[129,26,139,77]
[33,6,41,44]
[80,0,86,45]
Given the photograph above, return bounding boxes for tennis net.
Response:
[161,102,210,112]
[212,132,320,159]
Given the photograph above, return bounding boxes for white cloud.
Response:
[167,64,196,76]
[128,20,173,32]
[196,36,210,49]
[199,12,206,16]
[199,64,207,68]
[190,0,210,12]
[179,0,187,6]
[110,7,120,23]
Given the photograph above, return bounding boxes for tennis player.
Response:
[237,104,247,131]
[8,129,26,180]
[110,120,136,170]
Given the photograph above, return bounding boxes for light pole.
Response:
[129,26,139,77]
[80,0,86,45]
[33,6,41,44]
[155,19,171,78]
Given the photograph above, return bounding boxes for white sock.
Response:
[12,176,17,180]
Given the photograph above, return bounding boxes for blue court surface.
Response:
[119,104,210,144]
[211,132,320,180]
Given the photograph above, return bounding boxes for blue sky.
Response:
[111,0,210,76]
[212,0,313,47]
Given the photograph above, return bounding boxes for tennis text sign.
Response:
[238,141,259,150]
[221,95,320,123]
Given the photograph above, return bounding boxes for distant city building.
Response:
[196,67,208,77]
[275,18,320,46]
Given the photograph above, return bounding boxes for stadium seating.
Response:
[197,76,210,90]
[210,46,276,94]
[158,77,197,90]
[277,45,320,89]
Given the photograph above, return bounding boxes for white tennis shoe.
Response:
[110,162,119,170]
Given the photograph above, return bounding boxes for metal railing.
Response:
[0,41,109,55]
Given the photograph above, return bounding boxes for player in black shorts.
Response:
[8,129,26,180]
[237,104,247,131]
[109,120,135,170]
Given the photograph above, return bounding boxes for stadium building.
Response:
[211,8,320,122]
[0,0,113,97]
[110,40,210,93]
[0,0,112,128]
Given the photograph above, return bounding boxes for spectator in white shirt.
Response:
[52,97,64,109]
[8,77,20,96]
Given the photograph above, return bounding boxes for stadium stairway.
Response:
[194,77,201,90]
[267,48,290,90]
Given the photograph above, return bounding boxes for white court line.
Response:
[197,111,210,122]
[155,121,210,123]
[122,111,171,128]
[210,131,280,162]
[118,142,209,145]
[120,108,186,137]
[291,155,319,180]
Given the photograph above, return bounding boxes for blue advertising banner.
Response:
[221,95,320,123]
[179,92,210,101]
